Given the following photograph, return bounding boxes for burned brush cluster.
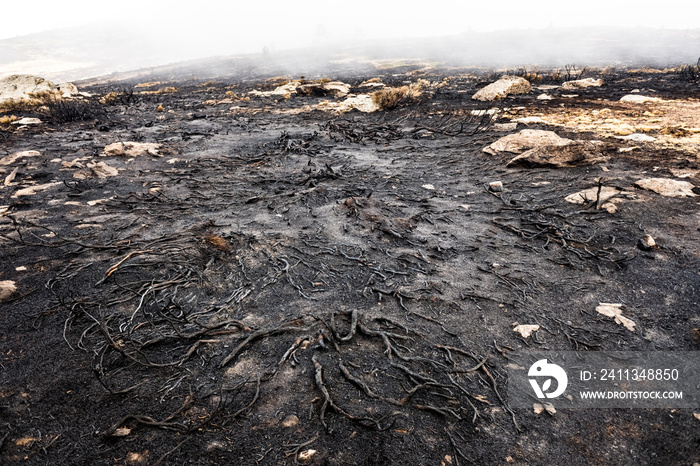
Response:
[42,96,106,123]
[489,64,587,85]
[102,87,141,106]
[678,58,700,83]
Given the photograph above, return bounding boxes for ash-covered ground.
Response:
[1,62,699,465]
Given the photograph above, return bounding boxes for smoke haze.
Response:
[1,1,699,81]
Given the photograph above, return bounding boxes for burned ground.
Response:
[1,65,699,465]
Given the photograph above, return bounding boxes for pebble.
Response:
[637,234,656,251]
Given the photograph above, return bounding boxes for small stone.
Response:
[512,116,547,125]
[600,202,618,214]
[298,449,317,461]
[110,427,131,437]
[533,402,556,415]
[281,414,299,428]
[513,324,540,338]
[543,403,556,415]
[422,184,436,190]
[596,303,636,332]
[87,198,112,206]
[637,234,656,251]
[489,181,503,192]
[206,440,226,451]
[12,117,42,125]
[125,451,148,465]
[0,280,17,302]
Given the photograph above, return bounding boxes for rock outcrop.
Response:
[619,95,662,104]
[634,178,696,197]
[565,186,621,204]
[506,141,608,168]
[483,129,572,155]
[103,142,161,157]
[250,81,351,99]
[0,74,78,104]
[295,82,351,98]
[561,78,604,90]
[472,76,531,101]
[0,150,41,166]
[338,95,378,113]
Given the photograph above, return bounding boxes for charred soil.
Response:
[1,65,699,465]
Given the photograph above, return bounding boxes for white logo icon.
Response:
[528,359,568,399]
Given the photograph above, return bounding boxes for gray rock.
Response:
[472,76,531,101]
[484,129,572,155]
[0,280,17,302]
[0,74,78,104]
[296,81,350,97]
[0,74,55,103]
[561,78,604,90]
[103,142,161,157]
[620,95,662,104]
[637,234,656,250]
[506,142,608,168]
[634,178,696,197]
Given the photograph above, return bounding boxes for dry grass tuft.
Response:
[0,97,42,113]
[370,82,425,110]
[43,96,105,123]
[103,87,139,106]
[139,87,177,95]
[521,72,543,83]
[0,115,19,124]
[203,234,232,253]
[264,76,291,90]
[677,58,700,83]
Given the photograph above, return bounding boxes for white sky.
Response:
[2,0,699,42]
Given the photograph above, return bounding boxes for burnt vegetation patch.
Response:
[677,57,700,83]
[0,65,699,465]
[102,86,141,106]
[42,96,106,123]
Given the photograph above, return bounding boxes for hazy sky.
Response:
[3,0,699,44]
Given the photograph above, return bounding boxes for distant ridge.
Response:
[1,23,698,82]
